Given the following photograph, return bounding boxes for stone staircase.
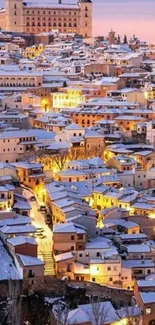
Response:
[38,252,56,276]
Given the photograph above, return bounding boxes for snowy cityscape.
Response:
[0,0,155,324]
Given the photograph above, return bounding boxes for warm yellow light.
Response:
[90,265,99,275]
[149,213,155,219]
[41,99,48,107]
[144,91,148,100]
[112,318,128,325]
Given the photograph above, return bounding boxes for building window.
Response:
[146,308,151,315]
[71,246,74,250]
[92,278,96,282]
[71,235,74,240]
[109,277,113,281]
[107,267,111,271]
[79,253,82,257]
[96,252,100,257]
[28,269,33,277]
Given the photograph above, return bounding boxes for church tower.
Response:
[78,0,92,38]
[5,0,23,32]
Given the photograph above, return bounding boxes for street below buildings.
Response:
[22,188,55,275]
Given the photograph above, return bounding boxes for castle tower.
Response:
[78,0,92,38]
[108,29,116,45]
[5,0,23,32]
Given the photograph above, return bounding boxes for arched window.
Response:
[74,23,77,27]
[69,23,72,27]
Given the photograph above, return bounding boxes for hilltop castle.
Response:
[0,0,92,37]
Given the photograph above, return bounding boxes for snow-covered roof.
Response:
[0,224,36,234]
[53,222,86,234]
[66,301,119,325]
[7,236,37,246]
[65,123,84,131]
[23,0,79,9]
[140,292,155,304]
[13,201,31,210]
[17,254,44,266]
[125,243,151,253]
[0,216,31,227]
[120,233,147,240]
[137,280,155,288]
[55,252,73,262]
[85,236,111,250]
[0,240,21,280]
[122,259,155,269]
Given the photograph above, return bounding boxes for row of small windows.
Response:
[26,22,77,27]
[26,17,77,21]
[15,12,88,18]
[26,10,78,15]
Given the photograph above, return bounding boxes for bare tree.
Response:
[116,305,142,325]
[52,150,69,171]
[0,280,23,325]
[85,145,104,159]
[52,302,70,325]
[68,147,84,161]
[21,148,37,163]
[87,298,112,325]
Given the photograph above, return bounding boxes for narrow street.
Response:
[22,188,56,276]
